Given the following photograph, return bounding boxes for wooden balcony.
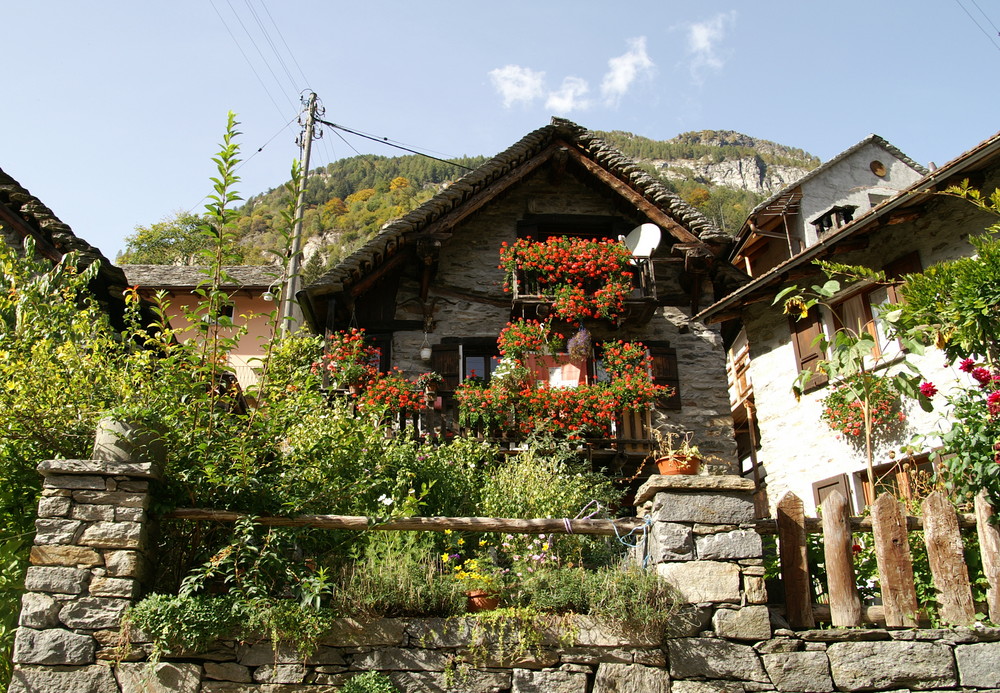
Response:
[508,260,658,326]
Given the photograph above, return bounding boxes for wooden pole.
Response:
[821,489,862,626]
[164,508,645,537]
[975,491,1000,622]
[281,91,318,334]
[777,492,814,628]
[871,493,919,627]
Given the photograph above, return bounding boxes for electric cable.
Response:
[224,0,298,112]
[242,0,301,96]
[316,118,476,172]
[954,0,1000,51]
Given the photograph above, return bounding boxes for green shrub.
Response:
[339,671,398,693]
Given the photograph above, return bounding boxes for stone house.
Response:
[300,118,746,475]
[0,165,137,330]
[121,264,282,389]
[697,130,1000,514]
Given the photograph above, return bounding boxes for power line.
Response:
[223,0,298,112]
[969,0,1000,35]
[242,0,301,96]
[208,0,291,119]
[954,0,1000,51]
[257,0,311,89]
[316,119,476,172]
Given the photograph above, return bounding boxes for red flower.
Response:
[959,357,977,373]
[919,382,937,398]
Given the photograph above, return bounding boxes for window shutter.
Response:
[884,251,922,304]
[431,343,461,391]
[812,473,853,513]
[789,309,828,390]
[648,343,681,410]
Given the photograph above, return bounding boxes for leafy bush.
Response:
[339,671,399,693]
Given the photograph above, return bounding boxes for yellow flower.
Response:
[444,529,452,535]
[441,553,450,563]
[457,538,465,546]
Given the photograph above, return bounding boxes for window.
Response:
[854,455,935,508]
[811,206,857,236]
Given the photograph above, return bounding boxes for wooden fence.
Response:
[772,489,1000,629]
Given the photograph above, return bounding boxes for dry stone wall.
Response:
[12,453,1000,692]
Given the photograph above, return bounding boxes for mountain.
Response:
[119,129,819,278]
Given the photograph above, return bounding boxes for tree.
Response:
[118,211,208,265]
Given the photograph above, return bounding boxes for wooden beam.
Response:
[0,205,63,262]
[348,248,410,297]
[559,146,704,246]
[164,508,644,537]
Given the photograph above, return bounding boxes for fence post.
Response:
[922,491,975,626]
[871,492,919,627]
[821,490,862,627]
[776,492,813,628]
[975,491,1000,623]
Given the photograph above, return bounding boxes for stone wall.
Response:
[14,459,1000,692]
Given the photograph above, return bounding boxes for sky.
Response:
[3,1,999,260]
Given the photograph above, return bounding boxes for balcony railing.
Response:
[508,259,658,326]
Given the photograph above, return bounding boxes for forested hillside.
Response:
[118,129,818,281]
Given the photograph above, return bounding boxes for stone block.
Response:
[956,641,1000,687]
[559,647,634,664]
[30,544,102,568]
[662,604,712,638]
[38,457,161,480]
[319,617,406,646]
[634,475,755,505]
[8,664,118,693]
[353,646,450,671]
[656,561,740,603]
[13,627,96,665]
[512,668,588,692]
[34,518,83,545]
[72,504,117,522]
[827,641,956,690]
[116,507,147,522]
[388,670,512,693]
[670,682,748,693]
[254,664,306,684]
[24,565,90,594]
[237,641,307,666]
[712,606,771,641]
[117,480,150,493]
[762,651,834,692]
[696,529,762,560]
[459,648,560,669]
[668,638,769,682]
[60,597,131,629]
[652,491,755,525]
[72,491,149,509]
[593,662,670,692]
[90,576,140,599]
[203,661,252,683]
[200,683,337,693]
[648,521,694,562]
[19,592,61,628]
[755,638,801,654]
[104,550,145,578]
[79,521,144,549]
[44,475,108,490]
[744,575,768,604]
[634,649,666,666]
[116,662,201,693]
[405,617,479,648]
[568,615,661,648]
[38,495,72,517]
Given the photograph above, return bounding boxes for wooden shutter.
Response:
[789,308,828,390]
[648,343,681,410]
[884,251,922,304]
[431,343,461,391]
[813,473,854,514]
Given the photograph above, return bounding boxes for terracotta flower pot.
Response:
[465,589,500,613]
[655,454,701,475]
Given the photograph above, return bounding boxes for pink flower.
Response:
[959,357,977,373]
[919,382,937,398]
[973,367,993,387]
[988,391,1000,417]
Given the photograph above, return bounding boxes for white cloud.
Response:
[686,11,737,82]
[489,65,546,108]
[545,76,591,113]
[600,37,655,106]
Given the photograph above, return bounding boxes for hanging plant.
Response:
[499,236,635,322]
[821,373,903,437]
[566,327,592,362]
[357,369,426,415]
[497,319,564,360]
[319,328,381,388]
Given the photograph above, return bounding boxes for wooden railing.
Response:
[769,490,1000,629]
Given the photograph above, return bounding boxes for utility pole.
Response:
[281,91,321,334]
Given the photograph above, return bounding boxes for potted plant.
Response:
[452,557,503,612]
[320,328,380,392]
[649,429,702,475]
[415,371,444,394]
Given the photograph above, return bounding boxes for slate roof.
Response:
[122,264,282,289]
[0,165,137,328]
[305,117,724,298]
[696,130,1000,323]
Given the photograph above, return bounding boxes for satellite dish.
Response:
[623,223,661,258]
